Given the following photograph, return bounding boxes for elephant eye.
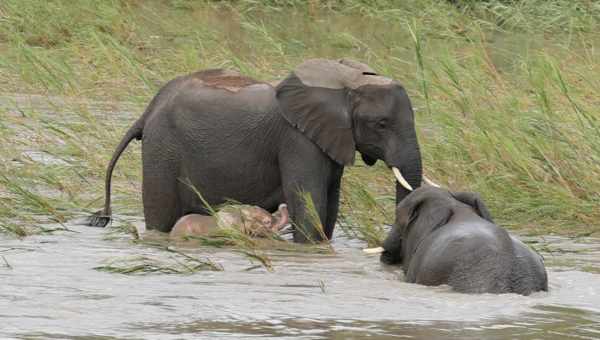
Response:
[377,119,388,129]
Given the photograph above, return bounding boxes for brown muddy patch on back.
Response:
[190,69,264,92]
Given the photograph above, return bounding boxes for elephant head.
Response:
[276,59,423,203]
[380,186,494,265]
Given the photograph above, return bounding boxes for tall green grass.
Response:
[0,0,599,242]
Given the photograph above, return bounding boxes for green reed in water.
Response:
[94,250,223,275]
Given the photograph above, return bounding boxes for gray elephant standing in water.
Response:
[90,59,423,242]
[170,203,289,239]
[380,187,548,295]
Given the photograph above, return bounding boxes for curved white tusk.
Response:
[363,247,385,254]
[392,167,413,191]
[423,176,440,188]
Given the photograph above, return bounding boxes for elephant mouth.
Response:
[361,153,378,166]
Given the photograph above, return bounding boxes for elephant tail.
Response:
[87,120,144,227]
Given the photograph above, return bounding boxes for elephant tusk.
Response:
[423,176,440,188]
[392,167,413,191]
[363,247,385,254]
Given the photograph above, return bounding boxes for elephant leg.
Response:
[280,161,337,243]
[142,170,181,232]
[142,142,181,233]
[282,181,328,243]
[324,165,343,239]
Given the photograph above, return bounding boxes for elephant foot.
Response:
[86,210,111,228]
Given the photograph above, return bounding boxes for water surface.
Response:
[1,222,599,339]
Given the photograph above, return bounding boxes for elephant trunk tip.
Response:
[273,203,290,232]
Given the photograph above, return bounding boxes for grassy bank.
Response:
[0,0,599,241]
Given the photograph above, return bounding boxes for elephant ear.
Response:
[381,190,426,264]
[452,191,494,223]
[394,190,426,236]
[276,58,393,166]
[390,188,454,256]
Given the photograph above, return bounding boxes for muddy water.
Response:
[1,221,600,339]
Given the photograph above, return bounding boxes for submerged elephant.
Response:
[90,58,423,242]
[380,187,548,295]
[170,203,289,239]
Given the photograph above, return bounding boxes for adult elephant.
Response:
[90,58,423,242]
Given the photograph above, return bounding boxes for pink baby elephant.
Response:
[170,203,289,239]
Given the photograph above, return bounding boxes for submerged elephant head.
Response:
[276,58,422,203]
[380,187,494,265]
[378,187,548,295]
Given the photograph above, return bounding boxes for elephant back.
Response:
[190,69,265,93]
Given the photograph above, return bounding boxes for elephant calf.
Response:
[170,204,289,239]
[380,187,548,295]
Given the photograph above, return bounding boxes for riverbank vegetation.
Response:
[1,0,599,243]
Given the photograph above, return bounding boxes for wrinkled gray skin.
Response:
[170,203,289,239]
[90,58,422,242]
[380,187,548,295]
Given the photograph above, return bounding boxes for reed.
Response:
[94,250,223,275]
